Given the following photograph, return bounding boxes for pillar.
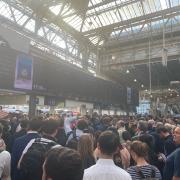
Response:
[29,94,37,119]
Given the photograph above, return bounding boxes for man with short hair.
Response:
[83,131,132,180]
[11,118,42,180]
[164,126,180,180]
[157,126,176,156]
[18,120,59,180]
[42,147,83,180]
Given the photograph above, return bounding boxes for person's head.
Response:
[102,117,112,126]
[42,147,83,180]
[156,126,170,139]
[41,120,59,137]
[20,120,29,130]
[148,119,155,130]
[164,123,175,133]
[137,120,148,133]
[122,131,131,141]
[77,119,88,131]
[173,126,180,145]
[28,118,42,132]
[0,106,2,110]
[156,122,163,128]
[78,133,94,158]
[116,120,125,129]
[97,131,119,158]
[139,134,154,150]
[130,141,149,162]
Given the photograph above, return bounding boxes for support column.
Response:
[29,94,36,119]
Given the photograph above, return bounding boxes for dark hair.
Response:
[0,106,2,110]
[58,118,64,128]
[139,134,154,150]
[41,120,58,135]
[77,119,88,130]
[130,141,149,158]
[156,126,169,134]
[20,120,29,129]
[98,131,119,156]
[44,147,83,180]
[122,131,131,141]
[28,118,42,131]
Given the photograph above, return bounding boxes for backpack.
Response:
[135,166,157,180]
[66,129,79,149]
[20,138,57,180]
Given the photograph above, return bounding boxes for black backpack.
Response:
[20,138,57,180]
[65,129,79,150]
[136,166,157,180]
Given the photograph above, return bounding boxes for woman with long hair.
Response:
[77,133,95,169]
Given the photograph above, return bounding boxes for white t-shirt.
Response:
[0,151,11,178]
[83,159,132,180]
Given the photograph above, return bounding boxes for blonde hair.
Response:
[78,134,94,159]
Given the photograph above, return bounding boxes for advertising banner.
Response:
[14,55,33,90]
[127,87,132,105]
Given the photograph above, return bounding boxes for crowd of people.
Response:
[0,106,180,180]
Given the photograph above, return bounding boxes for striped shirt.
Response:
[127,165,162,180]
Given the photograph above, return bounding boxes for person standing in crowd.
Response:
[0,123,11,180]
[18,120,59,180]
[0,139,11,180]
[11,118,42,180]
[11,120,29,148]
[42,147,83,180]
[77,133,95,170]
[83,131,132,180]
[157,126,176,156]
[117,120,126,143]
[164,126,180,180]
[127,141,162,180]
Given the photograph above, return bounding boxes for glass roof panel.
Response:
[160,0,169,9]
[49,4,62,15]
[24,18,35,32]
[62,0,179,34]
[170,0,180,6]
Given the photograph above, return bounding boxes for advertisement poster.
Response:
[127,87,132,105]
[14,55,33,90]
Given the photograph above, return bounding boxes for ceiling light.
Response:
[170,94,173,96]
[150,94,153,98]
[141,84,144,88]
[177,94,179,97]
[145,89,148,92]
[134,79,137,82]
[112,56,115,60]
[126,69,130,74]
[168,88,171,91]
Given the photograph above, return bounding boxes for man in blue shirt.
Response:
[164,126,180,180]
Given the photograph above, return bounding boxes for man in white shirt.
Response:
[83,131,132,180]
